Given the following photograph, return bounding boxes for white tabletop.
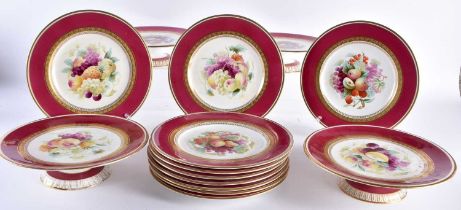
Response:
[0,0,460,209]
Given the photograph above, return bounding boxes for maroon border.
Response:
[28,10,151,117]
[301,21,418,127]
[306,125,455,187]
[152,112,293,168]
[0,114,148,170]
[47,166,104,180]
[169,15,284,117]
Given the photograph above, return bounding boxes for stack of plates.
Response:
[147,112,293,199]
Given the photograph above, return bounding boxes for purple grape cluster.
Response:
[70,49,101,77]
[205,56,240,78]
[332,66,347,93]
[58,132,92,140]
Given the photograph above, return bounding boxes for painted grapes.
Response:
[63,44,119,101]
[203,45,253,97]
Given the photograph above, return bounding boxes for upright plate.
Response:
[304,125,455,188]
[301,21,418,127]
[28,10,151,117]
[169,15,284,116]
[136,26,185,47]
[151,112,293,169]
[272,32,316,52]
[0,114,148,170]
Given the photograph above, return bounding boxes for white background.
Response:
[0,0,460,209]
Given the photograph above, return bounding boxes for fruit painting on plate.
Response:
[64,45,119,101]
[188,131,255,156]
[331,53,386,109]
[203,45,253,97]
[339,142,414,177]
[39,131,113,160]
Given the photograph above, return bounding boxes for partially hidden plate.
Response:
[169,15,284,116]
[28,10,151,117]
[136,26,185,67]
[0,114,148,190]
[271,32,316,52]
[136,26,185,47]
[150,112,293,169]
[304,125,456,203]
[301,21,418,127]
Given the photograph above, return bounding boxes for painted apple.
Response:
[355,77,368,91]
[347,69,362,80]
[343,77,355,90]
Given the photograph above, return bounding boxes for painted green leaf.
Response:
[207,89,214,96]
[64,58,73,66]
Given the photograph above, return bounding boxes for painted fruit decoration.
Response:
[331,53,386,109]
[63,45,120,101]
[39,131,112,160]
[189,131,255,156]
[203,45,253,97]
[339,142,413,177]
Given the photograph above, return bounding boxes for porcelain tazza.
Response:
[0,114,148,190]
[304,125,456,203]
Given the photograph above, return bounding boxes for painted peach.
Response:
[209,139,225,147]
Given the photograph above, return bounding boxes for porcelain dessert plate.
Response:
[151,112,293,169]
[148,146,288,175]
[136,26,185,67]
[28,10,151,117]
[148,151,288,180]
[169,15,284,116]
[304,125,456,203]
[0,114,148,190]
[301,21,418,127]
[148,112,292,198]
